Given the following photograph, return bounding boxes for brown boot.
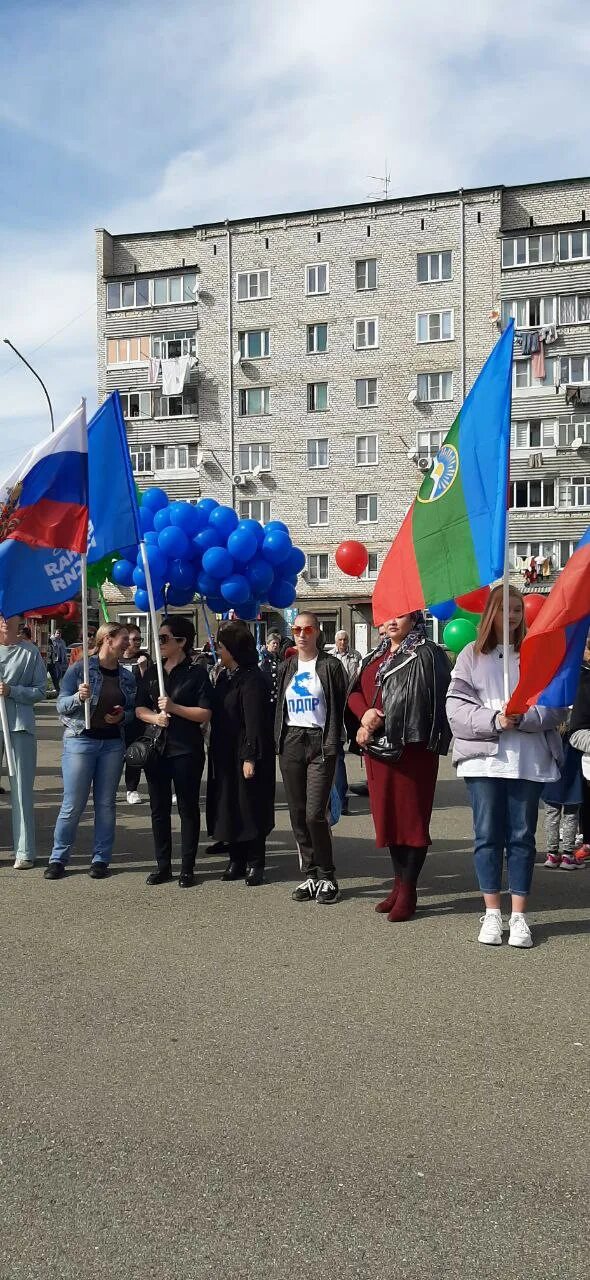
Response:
[387,883,417,922]
[375,876,401,913]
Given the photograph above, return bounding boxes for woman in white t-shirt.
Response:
[446,585,563,949]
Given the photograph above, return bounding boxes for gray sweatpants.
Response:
[543,802,579,854]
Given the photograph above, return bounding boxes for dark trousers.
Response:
[279,728,337,879]
[145,751,204,874]
[228,836,266,871]
[48,663,61,694]
[124,722,142,792]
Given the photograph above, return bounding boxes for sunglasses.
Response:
[158,633,175,643]
[292,625,315,637]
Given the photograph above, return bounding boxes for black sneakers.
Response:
[316,879,340,905]
[89,862,110,879]
[292,877,340,903]
[146,868,173,885]
[292,877,318,902]
[44,862,66,880]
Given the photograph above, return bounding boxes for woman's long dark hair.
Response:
[217,621,259,667]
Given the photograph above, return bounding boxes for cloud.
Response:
[1,0,590,458]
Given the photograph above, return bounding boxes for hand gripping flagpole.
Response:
[139,542,165,700]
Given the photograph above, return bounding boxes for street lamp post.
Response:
[3,338,55,434]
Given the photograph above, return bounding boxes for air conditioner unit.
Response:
[418,456,433,473]
[232,472,247,486]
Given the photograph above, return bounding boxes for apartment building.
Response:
[97,175,590,648]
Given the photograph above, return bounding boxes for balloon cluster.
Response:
[431,587,546,654]
[108,489,305,619]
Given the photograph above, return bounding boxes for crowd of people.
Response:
[1,596,589,948]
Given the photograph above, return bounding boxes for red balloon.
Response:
[523,594,545,626]
[284,646,298,659]
[335,540,369,577]
[456,586,490,613]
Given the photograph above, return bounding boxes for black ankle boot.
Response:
[146,867,173,885]
[245,866,264,886]
[222,861,246,881]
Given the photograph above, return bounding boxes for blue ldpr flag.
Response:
[0,393,141,615]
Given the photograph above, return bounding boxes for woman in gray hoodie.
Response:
[0,614,47,868]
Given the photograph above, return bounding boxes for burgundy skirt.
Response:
[365,743,439,848]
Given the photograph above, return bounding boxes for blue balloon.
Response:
[205,595,226,614]
[133,566,147,590]
[195,497,219,520]
[197,571,220,598]
[236,518,265,546]
[430,599,456,622]
[139,506,155,534]
[168,559,198,592]
[264,520,289,535]
[143,544,168,578]
[112,559,136,587]
[262,529,292,566]
[202,547,234,579]
[209,504,239,539]
[236,595,259,620]
[166,586,196,607]
[143,530,159,545]
[135,585,165,611]
[220,574,250,606]
[282,546,306,576]
[141,487,169,513]
[153,507,172,533]
[268,578,296,608]
[158,525,190,559]
[118,544,139,561]
[194,528,225,556]
[227,527,258,564]
[245,557,274,596]
[169,502,201,536]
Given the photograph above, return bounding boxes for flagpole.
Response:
[139,541,165,699]
[0,697,15,777]
[80,554,91,731]
[502,524,511,704]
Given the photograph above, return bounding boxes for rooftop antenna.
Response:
[367,160,391,201]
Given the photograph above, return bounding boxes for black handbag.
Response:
[361,689,401,763]
[125,724,167,768]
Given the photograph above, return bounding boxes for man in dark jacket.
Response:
[259,630,282,707]
[275,612,347,904]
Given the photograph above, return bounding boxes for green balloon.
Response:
[453,606,481,626]
[443,618,477,654]
[86,555,117,589]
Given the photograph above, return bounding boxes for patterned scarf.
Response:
[374,612,428,687]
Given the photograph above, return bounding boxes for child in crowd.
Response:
[541,720,583,868]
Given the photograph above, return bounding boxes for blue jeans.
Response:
[50,736,124,866]
[465,777,543,896]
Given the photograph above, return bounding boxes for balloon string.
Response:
[98,586,110,623]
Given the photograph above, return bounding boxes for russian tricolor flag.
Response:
[0,403,88,556]
[507,525,590,713]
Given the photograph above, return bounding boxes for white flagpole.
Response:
[0,696,15,777]
[80,553,91,731]
[139,541,165,699]
[502,523,511,704]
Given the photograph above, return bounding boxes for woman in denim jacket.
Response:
[45,623,135,880]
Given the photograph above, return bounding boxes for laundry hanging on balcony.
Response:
[147,356,161,385]
[161,354,190,396]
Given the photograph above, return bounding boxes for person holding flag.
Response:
[446,586,564,949]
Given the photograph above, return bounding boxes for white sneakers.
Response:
[14,858,34,870]
[478,909,533,948]
[126,791,142,805]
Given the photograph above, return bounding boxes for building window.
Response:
[307,496,329,526]
[307,323,328,353]
[355,259,377,290]
[417,251,452,282]
[355,434,378,465]
[359,552,379,580]
[236,270,270,300]
[417,371,453,402]
[237,443,271,473]
[354,317,379,349]
[238,329,270,358]
[307,553,329,582]
[416,429,445,457]
[510,418,557,450]
[106,336,150,366]
[153,445,200,472]
[501,297,557,329]
[559,231,590,263]
[512,356,559,391]
[356,493,378,523]
[307,438,329,469]
[130,448,154,474]
[239,387,270,416]
[356,377,378,407]
[559,295,590,325]
[559,355,590,385]
[501,234,556,268]
[239,499,271,522]
[119,391,152,419]
[558,475,590,507]
[106,273,197,310]
[558,415,590,446]
[151,331,197,359]
[307,382,329,412]
[509,541,559,570]
[152,389,199,418]
[306,263,329,295]
[416,309,454,343]
[509,479,555,509]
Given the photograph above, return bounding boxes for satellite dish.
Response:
[196,446,204,467]
[571,436,585,450]
[251,464,262,478]
[407,388,418,404]
[233,349,243,367]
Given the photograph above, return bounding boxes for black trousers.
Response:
[228,836,266,871]
[145,751,204,874]
[124,722,142,792]
[279,727,337,879]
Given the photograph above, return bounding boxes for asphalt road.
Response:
[1,704,588,1279]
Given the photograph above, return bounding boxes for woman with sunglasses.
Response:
[275,613,348,904]
[45,623,135,879]
[207,622,275,885]
[135,616,213,887]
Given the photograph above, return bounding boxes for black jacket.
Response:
[274,651,348,755]
[136,658,213,757]
[359,640,452,758]
[207,665,275,842]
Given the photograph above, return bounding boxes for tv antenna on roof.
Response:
[367,160,391,201]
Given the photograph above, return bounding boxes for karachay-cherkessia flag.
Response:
[506,525,590,714]
[372,321,514,624]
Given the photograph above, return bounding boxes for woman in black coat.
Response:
[207,622,275,886]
